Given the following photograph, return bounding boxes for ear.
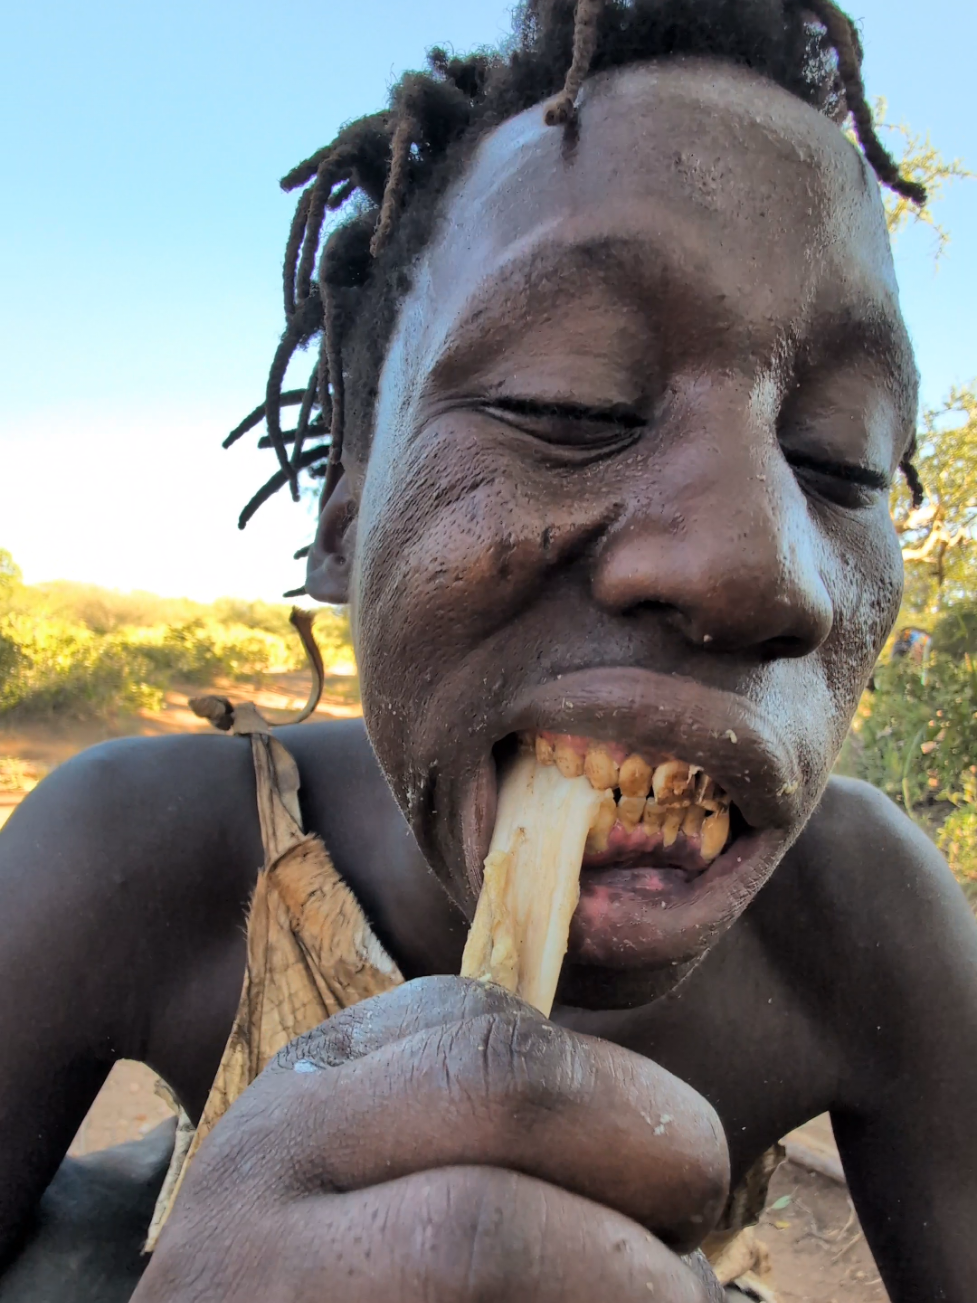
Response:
[306,468,356,604]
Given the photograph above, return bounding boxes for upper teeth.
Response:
[530,732,731,863]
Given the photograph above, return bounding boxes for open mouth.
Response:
[528,725,751,892]
[465,726,757,1000]
[438,668,803,980]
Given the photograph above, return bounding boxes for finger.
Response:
[221,1004,729,1251]
[152,1166,715,1303]
[270,975,529,1067]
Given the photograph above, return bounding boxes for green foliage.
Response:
[873,99,975,256]
[0,558,354,720]
[892,387,977,616]
[844,651,977,812]
[0,550,22,604]
[937,773,977,900]
[932,603,977,658]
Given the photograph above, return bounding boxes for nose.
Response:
[590,402,834,660]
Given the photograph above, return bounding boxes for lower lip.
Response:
[567,833,771,967]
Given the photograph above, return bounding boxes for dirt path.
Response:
[761,1159,888,1301]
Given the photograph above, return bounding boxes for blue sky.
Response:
[1,0,974,602]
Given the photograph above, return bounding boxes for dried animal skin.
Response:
[461,754,607,1017]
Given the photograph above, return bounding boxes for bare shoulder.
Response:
[754,775,977,1105]
[0,731,274,1092]
[1,728,261,902]
[0,725,348,1094]
[792,774,973,931]
[0,718,399,1045]
[1,718,373,896]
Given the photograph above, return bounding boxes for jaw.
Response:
[405,666,816,993]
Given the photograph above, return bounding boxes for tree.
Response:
[874,99,974,255]
[893,388,977,616]
[867,105,977,617]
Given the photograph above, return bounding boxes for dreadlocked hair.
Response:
[227,0,927,546]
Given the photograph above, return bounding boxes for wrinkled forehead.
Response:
[374,57,913,437]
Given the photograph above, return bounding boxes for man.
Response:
[2,2,975,1299]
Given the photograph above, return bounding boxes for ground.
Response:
[1,671,887,1301]
[761,1151,889,1302]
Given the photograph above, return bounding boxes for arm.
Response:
[0,734,259,1263]
[821,780,977,1302]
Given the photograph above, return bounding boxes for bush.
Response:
[0,555,354,721]
[843,650,977,812]
[0,755,46,793]
[839,629,977,899]
[937,774,977,900]
[0,615,317,719]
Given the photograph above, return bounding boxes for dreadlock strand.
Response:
[320,285,346,503]
[258,425,325,449]
[296,162,339,306]
[264,315,310,481]
[223,391,307,449]
[237,443,333,530]
[369,113,416,258]
[327,178,357,211]
[283,189,312,318]
[544,0,604,127]
[288,364,320,500]
[280,143,335,194]
[804,0,927,206]
[317,315,334,433]
[237,448,333,529]
[900,455,925,510]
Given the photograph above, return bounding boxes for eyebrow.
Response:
[798,304,914,384]
[425,230,916,416]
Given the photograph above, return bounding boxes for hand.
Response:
[135,977,729,1302]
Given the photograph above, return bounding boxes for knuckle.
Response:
[269,1012,356,1071]
[184,1084,308,1202]
[680,1100,730,1216]
[457,1010,585,1119]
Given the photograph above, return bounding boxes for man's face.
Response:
[344,59,915,1001]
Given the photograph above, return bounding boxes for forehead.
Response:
[376,57,914,428]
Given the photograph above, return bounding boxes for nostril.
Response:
[621,599,670,621]
[759,634,810,660]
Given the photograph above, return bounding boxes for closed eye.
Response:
[783,448,890,508]
[479,396,645,451]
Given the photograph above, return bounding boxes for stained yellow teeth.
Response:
[532,735,731,863]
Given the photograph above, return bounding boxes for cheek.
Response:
[351,421,561,778]
[357,442,525,667]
